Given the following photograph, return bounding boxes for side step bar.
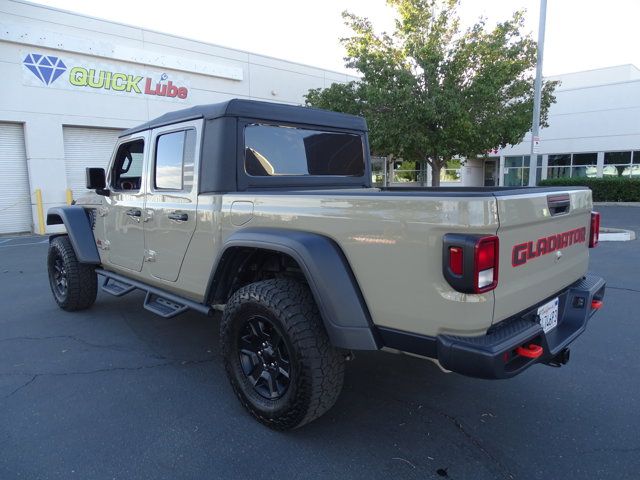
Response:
[96,268,212,318]
[102,277,136,297]
[143,292,189,318]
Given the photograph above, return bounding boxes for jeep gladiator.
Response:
[46,99,606,429]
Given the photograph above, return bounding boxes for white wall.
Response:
[545,64,640,90]
[501,75,640,156]
[491,65,640,187]
[461,159,484,187]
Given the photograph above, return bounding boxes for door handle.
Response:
[168,212,188,222]
[125,209,141,217]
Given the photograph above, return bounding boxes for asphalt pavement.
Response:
[0,207,638,480]
[596,204,640,235]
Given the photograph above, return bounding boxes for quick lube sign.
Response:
[22,52,190,101]
[69,68,188,98]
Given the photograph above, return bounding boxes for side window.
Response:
[244,124,365,177]
[111,140,144,191]
[154,129,196,191]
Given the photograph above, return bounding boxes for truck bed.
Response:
[195,186,593,338]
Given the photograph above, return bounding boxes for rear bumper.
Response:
[378,274,606,379]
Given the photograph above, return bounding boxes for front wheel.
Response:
[220,278,345,430]
[47,236,97,311]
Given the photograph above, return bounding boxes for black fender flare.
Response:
[210,228,381,351]
[47,206,101,264]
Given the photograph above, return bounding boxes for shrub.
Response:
[538,177,640,202]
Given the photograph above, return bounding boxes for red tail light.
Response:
[449,247,463,275]
[443,234,500,294]
[474,236,499,293]
[589,211,600,248]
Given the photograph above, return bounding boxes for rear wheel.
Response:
[220,278,345,430]
[47,236,97,311]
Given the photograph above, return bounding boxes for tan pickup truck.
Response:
[46,99,605,430]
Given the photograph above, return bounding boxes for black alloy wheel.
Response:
[238,315,291,399]
[51,254,68,298]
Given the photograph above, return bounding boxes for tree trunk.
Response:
[431,160,441,187]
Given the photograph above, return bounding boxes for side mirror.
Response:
[86,168,109,196]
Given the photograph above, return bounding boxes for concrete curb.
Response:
[594,202,640,207]
[599,227,636,242]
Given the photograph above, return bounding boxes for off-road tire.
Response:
[220,278,345,430]
[47,235,97,311]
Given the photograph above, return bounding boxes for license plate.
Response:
[538,297,559,333]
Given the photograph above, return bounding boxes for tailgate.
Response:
[493,189,592,323]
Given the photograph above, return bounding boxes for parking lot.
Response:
[0,206,638,480]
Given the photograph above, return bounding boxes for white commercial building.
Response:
[0,0,357,234]
[447,64,640,188]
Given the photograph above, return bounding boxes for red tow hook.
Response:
[591,299,603,310]
[516,344,544,359]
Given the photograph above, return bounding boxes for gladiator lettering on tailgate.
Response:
[512,227,586,267]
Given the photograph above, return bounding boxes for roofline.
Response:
[119,99,368,137]
[11,0,359,79]
[551,77,640,93]
[546,63,640,79]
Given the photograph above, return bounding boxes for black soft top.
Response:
[120,99,367,137]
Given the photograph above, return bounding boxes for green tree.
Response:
[305,0,557,186]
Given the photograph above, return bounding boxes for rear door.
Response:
[143,121,200,282]
[493,189,593,323]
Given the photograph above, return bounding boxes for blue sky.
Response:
[31,0,640,76]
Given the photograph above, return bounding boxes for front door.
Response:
[143,122,200,282]
[484,159,498,186]
[103,134,148,271]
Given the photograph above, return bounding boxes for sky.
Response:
[29,0,640,77]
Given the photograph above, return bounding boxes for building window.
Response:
[504,156,541,186]
[547,154,571,179]
[632,152,640,177]
[603,151,632,177]
[547,153,597,179]
[572,153,598,178]
[484,157,499,186]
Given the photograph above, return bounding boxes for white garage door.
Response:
[0,123,32,234]
[63,127,123,198]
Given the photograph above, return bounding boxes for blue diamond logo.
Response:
[24,53,67,85]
